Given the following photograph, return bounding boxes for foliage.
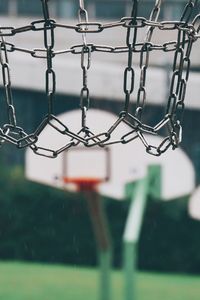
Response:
[0,163,200,273]
[0,164,96,265]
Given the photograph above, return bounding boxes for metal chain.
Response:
[0,31,37,148]
[0,35,16,127]
[0,19,197,56]
[123,0,138,113]
[0,0,200,157]
[137,0,162,119]
[41,0,56,116]
[78,0,91,132]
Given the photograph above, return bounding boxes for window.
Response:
[162,2,186,21]
[0,0,9,15]
[56,0,79,19]
[17,0,42,16]
[138,2,154,19]
[95,1,126,19]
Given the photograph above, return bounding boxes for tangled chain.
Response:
[0,0,200,157]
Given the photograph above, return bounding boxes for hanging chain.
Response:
[41,0,56,116]
[0,0,200,157]
[136,0,162,120]
[123,0,138,113]
[0,35,16,127]
[78,0,91,132]
[0,32,37,148]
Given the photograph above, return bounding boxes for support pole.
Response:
[99,249,112,300]
[123,165,161,300]
[8,0,17,16]
[123,177,149,300]
[123,241,138,300]
[84,189,112,300]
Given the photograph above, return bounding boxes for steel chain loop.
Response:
[0,0,199,156]
[0,32,36,148]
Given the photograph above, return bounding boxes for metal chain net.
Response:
[0,0,200,157]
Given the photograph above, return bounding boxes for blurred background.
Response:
[0,1,200,299]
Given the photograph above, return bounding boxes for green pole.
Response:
[123,177,149,300]
[99,250,112,300]
[123,241,138,300]
[123,165,162,300]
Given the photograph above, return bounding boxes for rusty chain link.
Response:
[0,0,200,157]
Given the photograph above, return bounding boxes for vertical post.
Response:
[48,0,57,18]
[99,249,112,300]
[123,165,162,300]
[123,241,138,300]
[87,2,95,19]
[8,0,18,17]
[123,177,149,300]
[125,1,133,18]
[147,165,161,199]
[84,189,112,300]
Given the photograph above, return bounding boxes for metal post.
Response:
[87,2,96,19]
[84,189,112,300]
[123,241,138,300]
[8,0,18,17]
[123,165,162,300]
[99,249,112,300]
[123,177,149,300]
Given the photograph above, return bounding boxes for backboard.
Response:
[188,186,200,220]
[25,109,195,200]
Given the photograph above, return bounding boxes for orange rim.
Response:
[63,177,103,190]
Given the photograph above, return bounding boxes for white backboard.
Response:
[26,109,195,200]
[189,186,200,220]
[63,147,110,183]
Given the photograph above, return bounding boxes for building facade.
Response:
[0,0,198,20]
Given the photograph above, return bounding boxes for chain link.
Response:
[0,33,38,148]
[0,0,199,156]
[41,1,56,116]
[78,0,92,132]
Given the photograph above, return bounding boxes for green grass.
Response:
[0,261,200,300]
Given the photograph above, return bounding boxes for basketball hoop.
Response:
[63,177,104,191]
[62,146,110,191]
[0,0,200,157]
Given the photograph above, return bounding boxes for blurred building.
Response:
[0,0,198,20]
